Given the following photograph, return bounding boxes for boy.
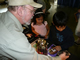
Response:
[48,11,74,51]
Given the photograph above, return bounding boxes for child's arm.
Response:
[61,35,74,50]
[45,24,50,39]
[31,26,39,36]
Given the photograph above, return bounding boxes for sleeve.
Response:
[48,25,60,46]
[44,21,48,26]
[31,22,34,27]
[2,33,61,60]
[48,26,54,46]
[61,33,75,50]
[75,18,80,36]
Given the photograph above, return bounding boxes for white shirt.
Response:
[0,11,61,60]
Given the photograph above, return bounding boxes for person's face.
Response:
[22,5,36,25]
[55,26,66,32]
[36,16,43,25]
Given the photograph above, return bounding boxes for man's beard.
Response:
[22,16,33,25]
[25,21,31,25]
[22,9,33,25]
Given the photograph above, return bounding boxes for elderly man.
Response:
[0,0,69,60]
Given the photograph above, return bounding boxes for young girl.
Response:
[31,12,49,39]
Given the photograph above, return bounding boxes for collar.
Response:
[7,11,23,32]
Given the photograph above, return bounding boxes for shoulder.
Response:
[65,26,73,34]
[66,26,72,31]
[31,22,34,26]
[50,24,56,31]
[44,21,48,25]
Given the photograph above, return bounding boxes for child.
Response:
[31,12,50,39]
[48,11,74,51]
[74,9,80,22]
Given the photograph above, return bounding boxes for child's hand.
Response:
[57,50,70,56]
[54,46,62,51]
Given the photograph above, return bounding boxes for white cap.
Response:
[8,0,42,8]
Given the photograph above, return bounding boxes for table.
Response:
[31,39,80,60]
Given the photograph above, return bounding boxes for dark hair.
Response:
[32,13,45,25]
[32,9,45,25]
[35,8,43,13]
[53,11,67,27]
[34,0,37,2]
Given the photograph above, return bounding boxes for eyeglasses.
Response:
[25,7,37,14]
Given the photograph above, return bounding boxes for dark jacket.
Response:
[48,25,74,50]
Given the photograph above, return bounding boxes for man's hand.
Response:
[59,52,70,60]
